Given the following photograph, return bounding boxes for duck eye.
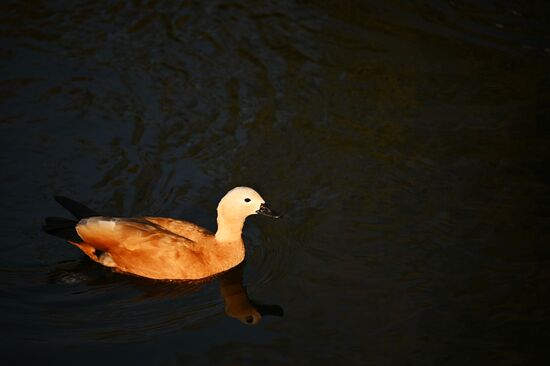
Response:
[244,198,251,203]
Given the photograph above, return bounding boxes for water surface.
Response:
[1,1,549,365]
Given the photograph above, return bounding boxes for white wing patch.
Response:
[95,219,117,230]
[78,217,117,230]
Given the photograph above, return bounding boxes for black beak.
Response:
[256,203,280,218]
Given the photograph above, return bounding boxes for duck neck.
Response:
[215,215,245,243]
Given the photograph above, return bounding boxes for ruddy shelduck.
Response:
[43,187,279,280]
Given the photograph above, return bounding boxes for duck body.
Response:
[44,187,278,281]
[74,216,245,280]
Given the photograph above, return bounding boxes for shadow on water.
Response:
[47,259,283,338]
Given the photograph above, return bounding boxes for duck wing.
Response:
[75,217,197,249]
[144,217,213,242]
[75,217,206,279]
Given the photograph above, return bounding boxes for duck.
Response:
[43,187,279,280]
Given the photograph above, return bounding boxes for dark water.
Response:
[1,1,549,364]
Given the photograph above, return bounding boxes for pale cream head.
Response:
[217,186,265,220]
[215,186,279,243]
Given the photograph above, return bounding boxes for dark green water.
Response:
[1,1,549,364]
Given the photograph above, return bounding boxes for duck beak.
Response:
[256,203,280,218]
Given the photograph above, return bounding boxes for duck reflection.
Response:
[219,262,283,324]
[48,259,283,325]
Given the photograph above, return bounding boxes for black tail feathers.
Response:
[54,196,99,220]
[43,217,82,242]
[43,196,100,242]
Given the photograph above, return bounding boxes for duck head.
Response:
[215,187,279,242]
[217,186,279,219]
